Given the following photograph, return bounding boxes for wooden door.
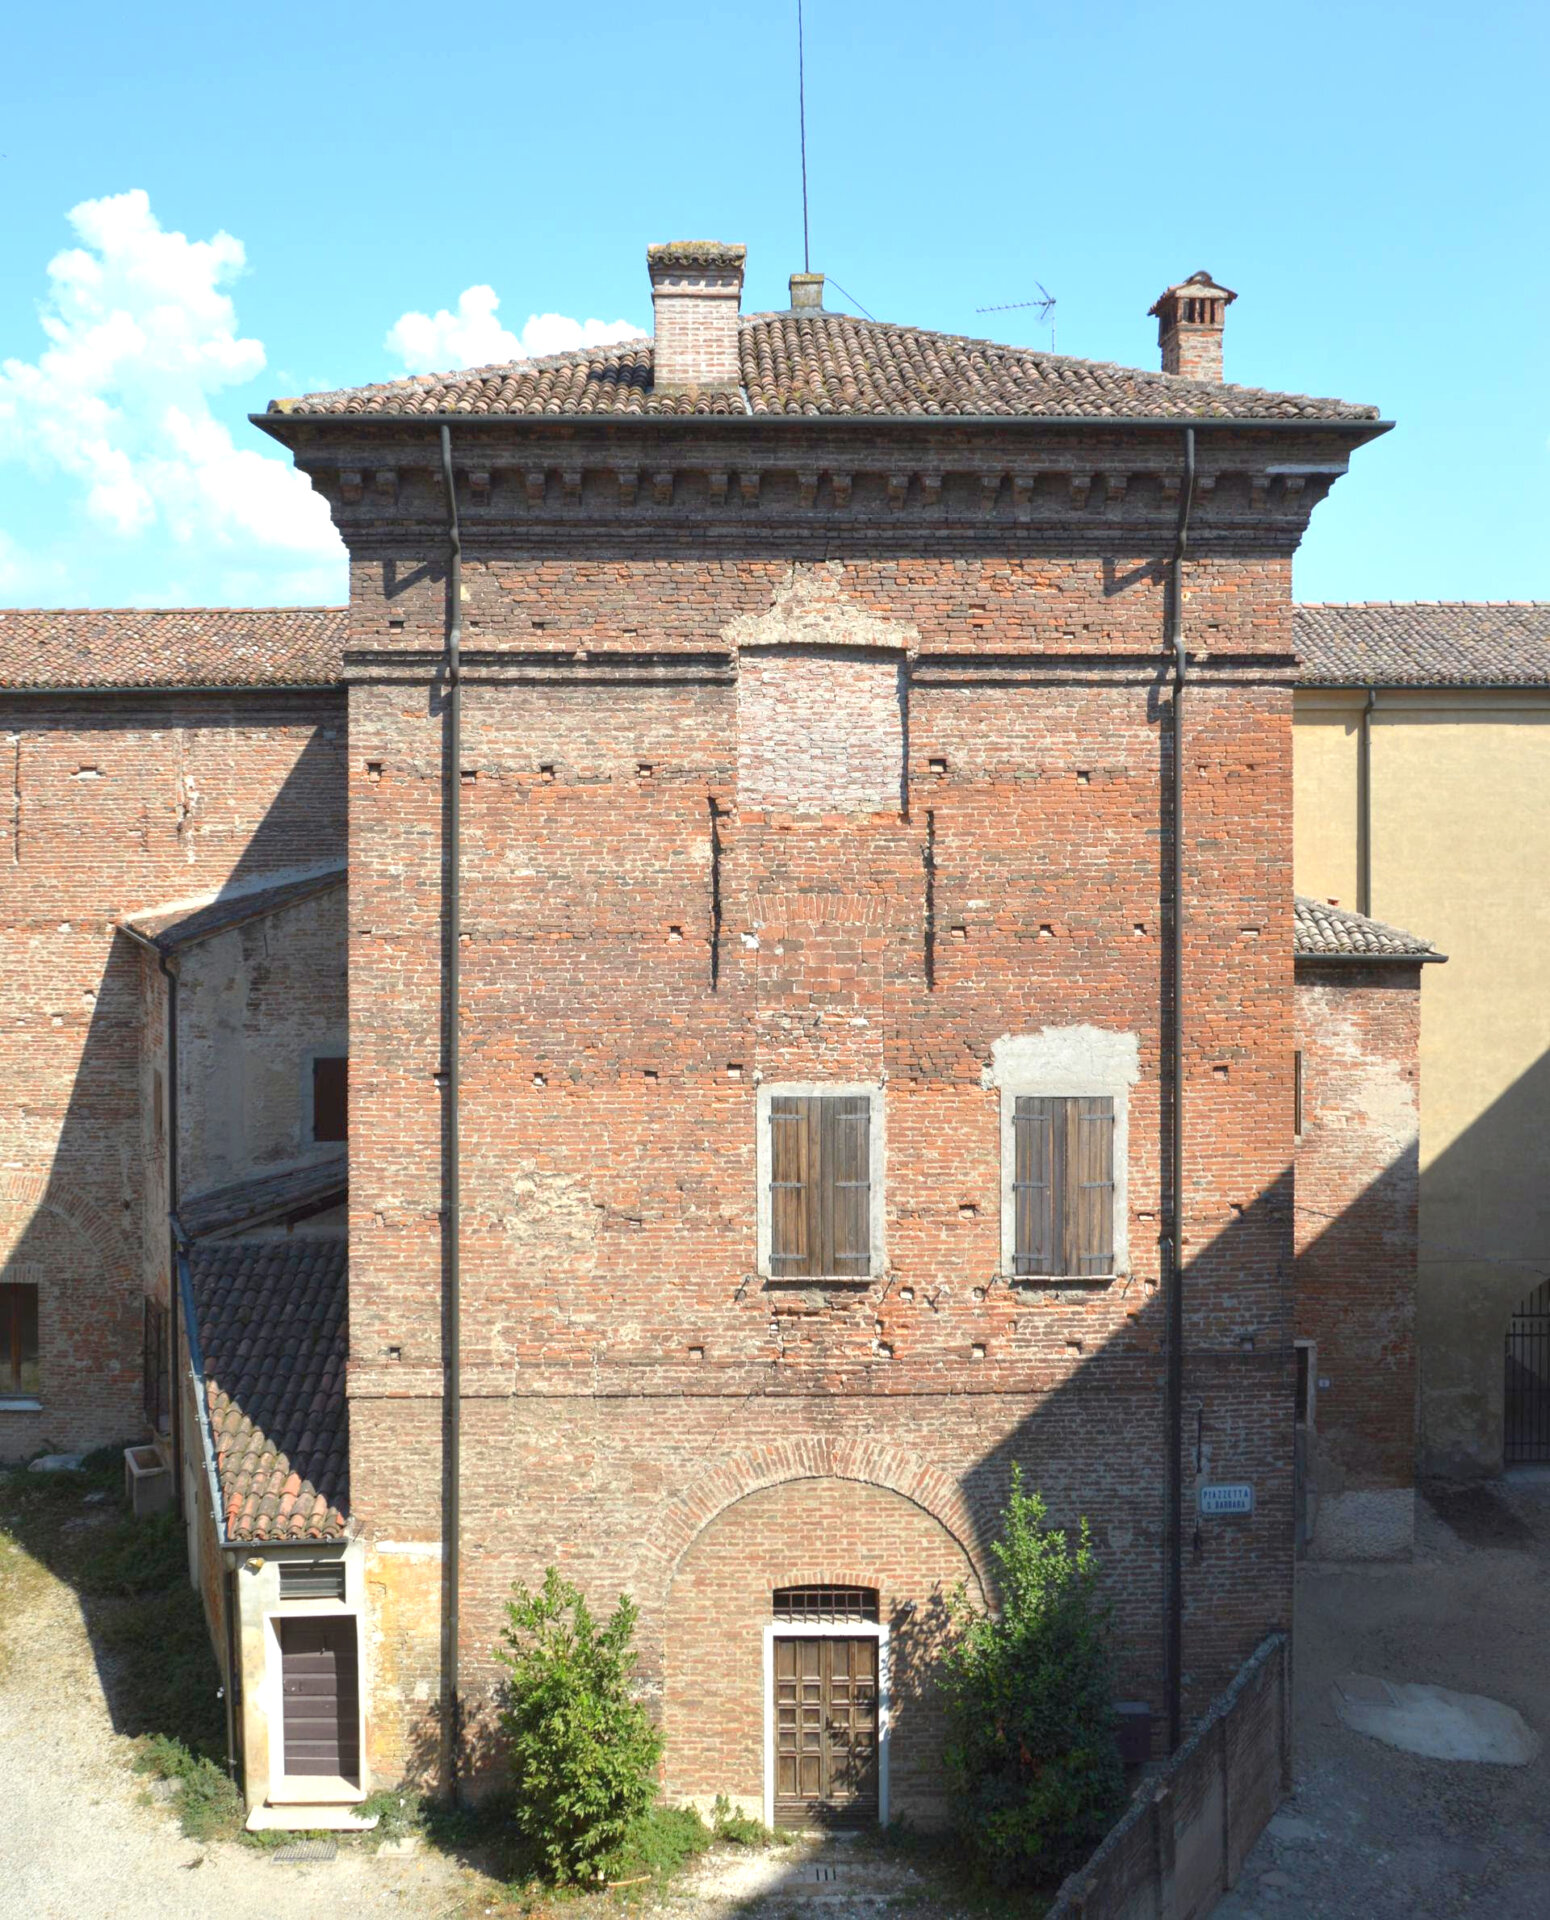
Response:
[773,1636,879,1826]
[280,1616,360,1780]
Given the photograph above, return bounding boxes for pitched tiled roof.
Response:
[180,1152,347,1242]
[269,314,1379,423]
[121,865,346,954]
[190,1238,348,1543]
[1295,604,1550,687]
[1294,895,1443,962]
[0,607,347,690]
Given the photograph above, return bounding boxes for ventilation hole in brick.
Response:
[899,1287,914,1303]
[387,617,405,631]
[1239,1335,1255,1351]
[726,1063,743,1079]
[1239,926,1261,939]
[1076,769,1091,785]
[1038,924,1054,939]
[950,924,967,942]
[971,1286,986,1302]
[638,762,654,778]
[532,1073,547,1089]
[668,925,683,942]
[387,1346,402,1361]
[461,768,477,784]
[688,1345,704,1363]
[365,761,384,782]
[531,619,547,629]
[971,1342,987,1360]
[1213,1065,1230,1079]
[75,766,101,779]
[1134,923,1147,936]
[929,757,948,778]
[877,1342,894,1360]
[1066,1337,1084,1353]
[539,764,556,780]
[643,1069,659,1082]
[959,1202,978,1218]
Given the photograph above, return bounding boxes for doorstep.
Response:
[247,1802,380,1832]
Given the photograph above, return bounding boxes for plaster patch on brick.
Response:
[721,562,920,657]
[983,1027,1140,1275]
[495,1166,601,1258]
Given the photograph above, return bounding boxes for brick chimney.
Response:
[1149,271,1237,382]
[647,241,746,391]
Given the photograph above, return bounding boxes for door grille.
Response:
[1506,1280,1550,1465]
[773,1585,879,1623]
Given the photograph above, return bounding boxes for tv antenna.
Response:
[797,0,811,273]
[976,281,1057,351]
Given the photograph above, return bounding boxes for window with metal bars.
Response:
[772,1585,880,1623]
[1012,1095,1115,1278]
[769,1095,872,1279]
[0,1282,39,1397]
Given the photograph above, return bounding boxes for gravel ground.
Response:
[1217,1477,1550,1920]
[0,1533,469,1920]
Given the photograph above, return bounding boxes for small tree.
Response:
[941,1467,1125,1886]
[495,1567,663,1883]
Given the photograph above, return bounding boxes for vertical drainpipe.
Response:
[1357,687,1376,916]
[438,425,464,1800]
[158,951,182,1516]
[1163,425,1196,1754]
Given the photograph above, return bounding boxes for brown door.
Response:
[773,1637,879,1826]
[280,1617,360,1780]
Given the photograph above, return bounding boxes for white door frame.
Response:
[762,1621,890,1829]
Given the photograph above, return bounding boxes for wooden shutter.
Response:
[769,1095,872,1278]
[1069,1096,1115,1277]
[1013,1096,1114,1278]
[1012,1098,1056,1276]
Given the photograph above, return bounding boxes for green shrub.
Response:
[603,1803,713,1884]
[494,1566,663,1883]
[941,1467,1125,1887]
[709,1793,785,1847]
[135,1733,245,1842]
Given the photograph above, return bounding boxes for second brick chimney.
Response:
[647,241,746,392]
[1149,271,1237,382]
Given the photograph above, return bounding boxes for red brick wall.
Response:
[343,535,1300,1785]
[1294,964,1421,1553]
[0,691,345,1459]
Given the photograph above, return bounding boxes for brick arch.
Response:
[632,1437,990,1607]
[0,1171,123,1272]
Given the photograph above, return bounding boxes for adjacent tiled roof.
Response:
[269,314,1379,423]
[180,1153,347,1242]
[1294,895,1443,962]
[190,1237,348,1542]
[1295,604,1550,687]
[0,607,347,690]
[121,865,346,954]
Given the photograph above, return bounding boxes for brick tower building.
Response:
[246,242,1389,1824]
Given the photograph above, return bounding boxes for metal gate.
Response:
[1505,1280,1550,1465]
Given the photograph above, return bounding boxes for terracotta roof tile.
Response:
[270,314,1378,424]
[1295,603,1550,687]
[191,1238,348,1543]
[0,607,347,691]
[1294,895,1442,962]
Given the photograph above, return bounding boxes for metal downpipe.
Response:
[438,423,464,1799]
[1164,425,1196,1753]
[1357,687,1377,916]
[158,952,183,1517]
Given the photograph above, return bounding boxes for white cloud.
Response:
[386,284,643,374]
[0,189,342,602]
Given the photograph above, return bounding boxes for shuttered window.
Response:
[0,1283,39,1396]
[1012,1096,1115,1278]
[769,1096,872,1278]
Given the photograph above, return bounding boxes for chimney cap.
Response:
[1148,270,1237,319]
[789,272,824,311]
[647,241,747,275]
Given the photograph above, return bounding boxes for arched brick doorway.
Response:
[661,1476,979,1830]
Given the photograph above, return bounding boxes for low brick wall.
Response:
[1049,1633,1290,1920]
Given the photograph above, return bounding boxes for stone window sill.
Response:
[0,1398,43,1413]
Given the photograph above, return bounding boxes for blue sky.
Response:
[1,0,1545,609]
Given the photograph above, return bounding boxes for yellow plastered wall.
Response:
[1294,689,1550,1475]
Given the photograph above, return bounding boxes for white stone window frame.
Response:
[762,1618,891,1829]
[983,1028,1140,1283]
[754,1082,888,1282]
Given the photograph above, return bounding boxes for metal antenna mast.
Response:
[797,0,811,272]
[976,281,1058,351]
